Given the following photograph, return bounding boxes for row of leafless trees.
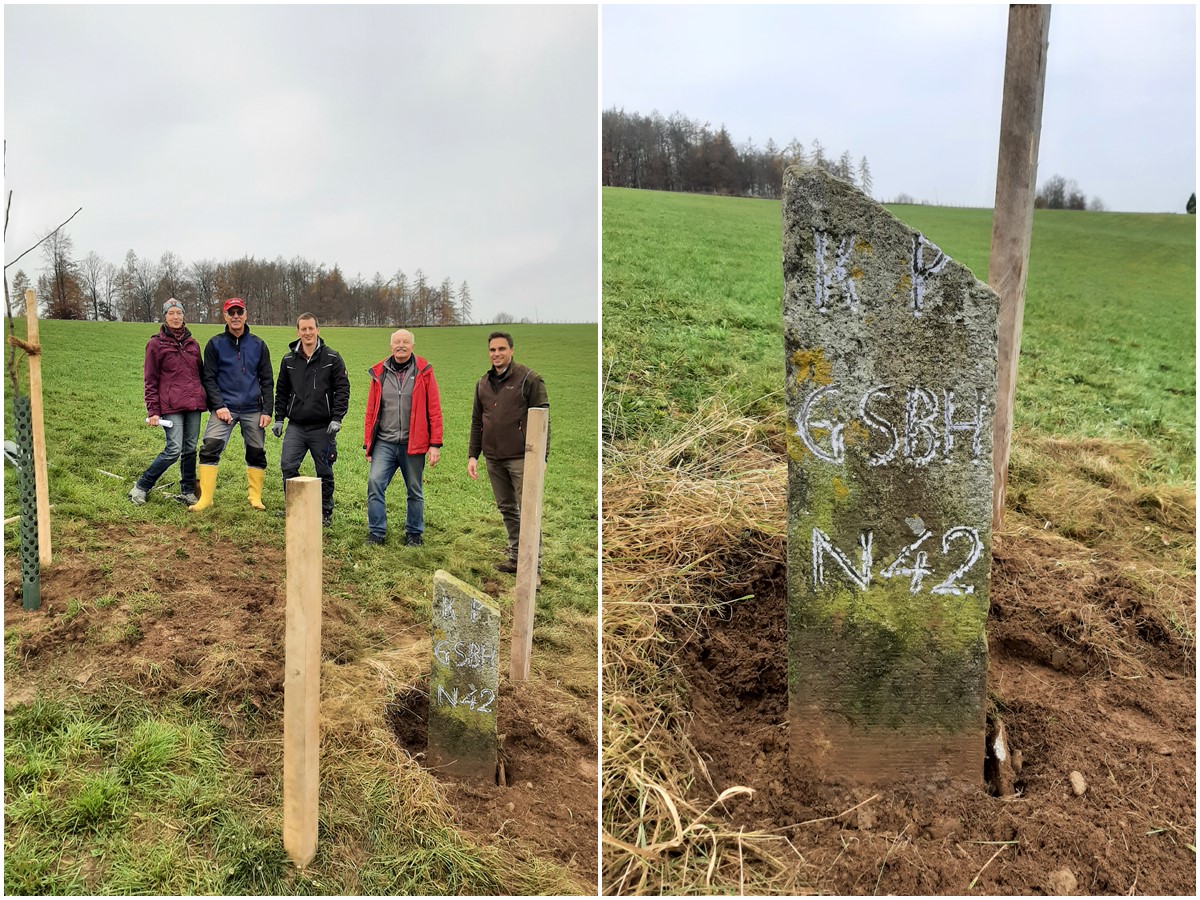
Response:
[1035,174,1105,211]
[7,230,477,326]
[602,107,873,200]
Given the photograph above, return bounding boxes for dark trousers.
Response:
[281,423,336,518]
[485,456,525,558]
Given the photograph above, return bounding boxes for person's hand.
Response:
[259,413,271,429]
[327,420,341,436]
[428,446,441,467]
[467,457,478,480]
[147,415,160,427]
[272,421,284,438]
[216,407,232,424]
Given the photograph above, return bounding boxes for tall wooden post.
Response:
[509,407,548,682]
[283,477,322,868]
[989,4,1051,530]
[24,289,51,564]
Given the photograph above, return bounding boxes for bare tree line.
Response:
[6,234,477,326]
[1034,174,1106,211]
[602,107,873,200]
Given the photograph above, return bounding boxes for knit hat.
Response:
[163,297,184,316]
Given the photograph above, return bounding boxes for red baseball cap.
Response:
[223,297,246,313]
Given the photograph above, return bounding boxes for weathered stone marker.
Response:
[428,570,500,781]
[782,166,999,789]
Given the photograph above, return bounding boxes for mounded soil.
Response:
[4,520,597,892]
[675,537,1195,895]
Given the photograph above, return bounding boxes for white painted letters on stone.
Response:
[811,524,984,596]
[796,382,989,467]
[428,570,500,781]
[909,233,949,316]
[813,230,860,313]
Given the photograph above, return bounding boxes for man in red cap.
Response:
[189,298,274,511]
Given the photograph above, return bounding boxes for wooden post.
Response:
[509,407,548,682]
[283,477,322,868]
[989,4,1051,530]
[24,289,51,564]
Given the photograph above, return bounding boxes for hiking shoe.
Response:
[323,515,332,528]
[365,534,384,546]
[496,557,518,574]
[178,491,199,505]
[128,486,147,505]
[405,532,423,547]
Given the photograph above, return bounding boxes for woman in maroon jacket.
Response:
[129,299,208,505]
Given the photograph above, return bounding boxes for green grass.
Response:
[4,693,565,895]
[3,321,597,893]
[5,321,597,614]
[602,187,1195,480]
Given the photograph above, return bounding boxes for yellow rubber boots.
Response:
[188,465,219,512]
[246,467,266,510]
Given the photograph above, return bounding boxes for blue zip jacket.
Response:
[201,325,274,414]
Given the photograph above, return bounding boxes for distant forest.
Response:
[604,107,1115,212]
[602,107,874,200]
[5,230,486,326]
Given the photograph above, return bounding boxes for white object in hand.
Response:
[146,418,174,428]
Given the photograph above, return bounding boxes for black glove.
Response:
[271,421,284,438]
[326,420,341,436]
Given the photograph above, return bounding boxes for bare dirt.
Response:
[676,535,1195,895]
[4,520,597,893]
[388,678,598,887]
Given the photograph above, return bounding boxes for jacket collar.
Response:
[289,337,324,360]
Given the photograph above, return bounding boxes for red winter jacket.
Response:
[363,355,443,456]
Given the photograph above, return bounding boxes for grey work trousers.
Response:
[485,456,525,558]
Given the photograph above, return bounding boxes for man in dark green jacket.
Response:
[467,331,549,572]
[272,313,351,526]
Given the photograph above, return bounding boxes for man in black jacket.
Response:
[272,313,351,526]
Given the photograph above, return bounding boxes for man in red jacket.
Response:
[362,329,443,546]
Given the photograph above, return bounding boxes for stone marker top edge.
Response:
[782,164,999,303]
[433,569,499,612]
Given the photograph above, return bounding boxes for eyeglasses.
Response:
[227,309,246,316]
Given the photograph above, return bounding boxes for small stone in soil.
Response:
[1046,868,1078,895]
[1069,771,1087,796]
[925,817,961,840]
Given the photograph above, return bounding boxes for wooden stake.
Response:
[283,477,322,868]
[989,5,1051,531]
[24,290,51,564]
[510,407,548,682]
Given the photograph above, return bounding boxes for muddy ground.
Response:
[3,521,597,893]
[677,536,1195,895]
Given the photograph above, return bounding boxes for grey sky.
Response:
[5,4,598,323]
[603,3,1196,213]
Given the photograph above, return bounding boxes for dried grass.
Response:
[602,400,804,894]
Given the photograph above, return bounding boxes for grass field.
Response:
[601,185,1195,893]
[603,188,1195,480]
[4,320,598,894]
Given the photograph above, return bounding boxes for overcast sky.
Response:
[603,3,1196,213]
[4,4,598,323]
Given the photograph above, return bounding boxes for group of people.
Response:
[132,297,548,572]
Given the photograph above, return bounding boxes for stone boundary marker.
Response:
[782,166,999,789]
[428,570,500,781]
